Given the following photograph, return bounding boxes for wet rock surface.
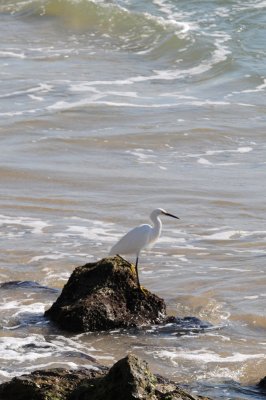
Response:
[0,354,209,400]
[45,256,166,332]
[0,367,106,400]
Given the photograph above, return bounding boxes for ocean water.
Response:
[0,0,265,398]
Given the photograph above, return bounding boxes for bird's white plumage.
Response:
[109,208,179,289]
[109,208,179,257]
[109,224,154,256]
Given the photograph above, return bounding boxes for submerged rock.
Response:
[0,354,209,400]
[0,280,58,293]
[45,256,166,332]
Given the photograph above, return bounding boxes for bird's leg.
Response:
[135,256,141,290]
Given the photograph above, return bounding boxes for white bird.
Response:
[109,208,179,289]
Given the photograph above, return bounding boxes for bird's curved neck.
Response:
[151,214,162,238]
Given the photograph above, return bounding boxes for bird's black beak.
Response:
[163,212,180,219]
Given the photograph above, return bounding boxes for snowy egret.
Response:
[109,208,179,289]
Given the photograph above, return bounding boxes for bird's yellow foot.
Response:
[138,285,148,295]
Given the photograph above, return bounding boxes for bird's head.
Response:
[151,208,179,220]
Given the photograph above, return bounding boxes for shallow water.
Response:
[0,0,266,398]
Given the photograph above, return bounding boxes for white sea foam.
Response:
[42,270,71,283]
[203,230,241,240]
[203,229,266,241]
[0,300,45,319]
[0,335,54,362]
[152,0,198,34]
[0,334,100,382]
[28,94,44,101]
[0,215,50,236]
[154,348,265,363]
[70,83,138,100]
[29,253,67,263]
[13,302,45,316]
[0,300,21,311]
[235,0,266,11]
[210,267,252,272]
[0,83,53,99]
[145,11,193,36]
[236,146,253,153]
[68,225,114,240]
[126,149,156,164]
[189,145,253,167]
[197,158,212,165]
[0,50,25,59]
[47,58,241,111]
[171,255,189,263]
[48,335,96,354]
[47,96,233,111]
[66,226,92,239]
[0,109,41,117]
[197,366,244,382]
[53,220,115,243]
[205,147,253,155]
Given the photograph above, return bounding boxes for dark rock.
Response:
[0,354,210,400]
[0,368,105,400]
[258,376,266,390]
[71,354,157,400]
[45,256,166,332]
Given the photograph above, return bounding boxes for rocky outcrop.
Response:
[0,354,209,400]
[45,256,166,332]
[0,367,106,400]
